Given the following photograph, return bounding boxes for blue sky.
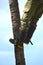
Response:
[0,0,43,65]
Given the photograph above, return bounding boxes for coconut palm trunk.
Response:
[9,0,25,65]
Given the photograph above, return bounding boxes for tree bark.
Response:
[9,0,25,65]
[14,45,25,65]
